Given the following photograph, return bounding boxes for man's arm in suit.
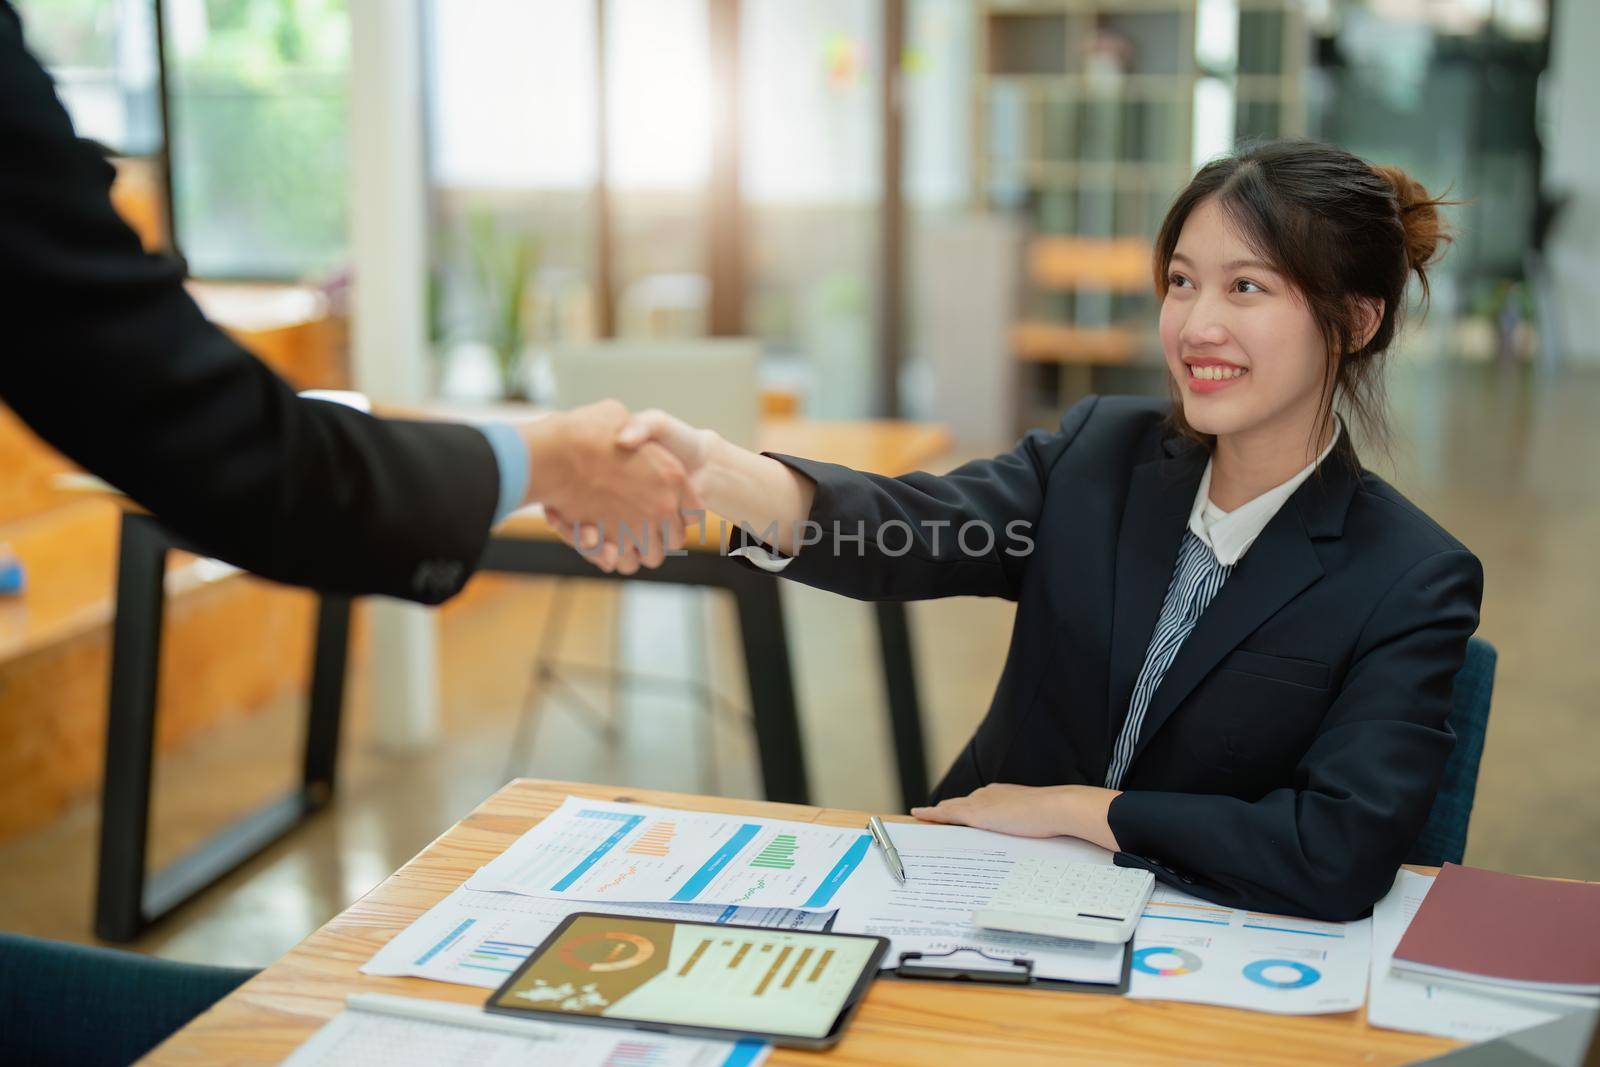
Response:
[0,7,693,600]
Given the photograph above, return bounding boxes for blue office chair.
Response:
[1408,637,1497,868]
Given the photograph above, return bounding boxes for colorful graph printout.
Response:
[467,798,870,912]
[1127,885,1370,1014]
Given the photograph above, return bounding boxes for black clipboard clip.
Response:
[893,947,1034,984]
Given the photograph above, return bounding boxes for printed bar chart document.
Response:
[828,822,1125,984]
[363,886,829,989]
[466,798,872,912]
[1127,884,1370,1014]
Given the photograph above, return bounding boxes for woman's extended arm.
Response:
[558,397,1101,600]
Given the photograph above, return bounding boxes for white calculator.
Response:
[972,859,1156,944]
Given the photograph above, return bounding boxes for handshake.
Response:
[514,399,719,575]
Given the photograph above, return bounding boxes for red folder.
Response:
[1392,863,1600,996]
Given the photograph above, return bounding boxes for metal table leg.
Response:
[874,601,929,810]
[725,567,808,805]
[94,513,350,942]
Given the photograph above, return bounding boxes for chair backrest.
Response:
[550,338,762,450]
[1408,637,1497,867]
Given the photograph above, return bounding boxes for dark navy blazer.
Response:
[760,395,1483,920]
[1,4,500,602]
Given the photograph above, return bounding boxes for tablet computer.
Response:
[484,912,888,1049]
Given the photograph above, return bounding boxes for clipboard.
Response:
[884,944,1132,995]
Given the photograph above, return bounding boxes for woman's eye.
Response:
[1235,278,1266,294]
[1168,273,1192,288]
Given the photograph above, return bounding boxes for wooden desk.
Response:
[145,780,1461,1066]
[93,417,952,943]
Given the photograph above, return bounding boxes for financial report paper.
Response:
[1128,883,1371,1014]
[827,822,1126,985]
[466,797,872,912]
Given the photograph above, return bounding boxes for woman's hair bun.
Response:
[1371,164,1451,283]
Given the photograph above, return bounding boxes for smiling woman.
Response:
[1155,143,1454,477]
[573,139,1484,922]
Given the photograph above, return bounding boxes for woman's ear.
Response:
[1353,297,1385,351]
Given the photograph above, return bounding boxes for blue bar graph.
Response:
[720,1040,770,1067]
[802,834,871,909]
[551,813,646,891]
[462,938,537,974]
[672,824,760,902]
[414,918,475,965]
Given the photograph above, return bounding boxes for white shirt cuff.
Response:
[729,545,795,573]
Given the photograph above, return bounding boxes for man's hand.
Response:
[518,400,699,573]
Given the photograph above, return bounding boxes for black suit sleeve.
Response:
[738,396,1099,602]
[0,8,499,603]
[1108,548,1484,920]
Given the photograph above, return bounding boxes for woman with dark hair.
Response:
[577,140,1482,922]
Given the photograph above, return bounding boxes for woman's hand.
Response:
[556,404,816,574]
[911,783,1123,852]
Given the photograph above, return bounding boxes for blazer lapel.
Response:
[1125,451,1361,768]
[1106,442,1206,757]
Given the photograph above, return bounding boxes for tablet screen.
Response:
[486,913,886,1043]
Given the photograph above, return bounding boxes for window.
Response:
[164,0,350,279]
[16,0,162,156]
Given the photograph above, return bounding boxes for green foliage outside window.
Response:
[168,0,349,279]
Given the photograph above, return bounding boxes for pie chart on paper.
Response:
[1241,958,1321,990]
[1132,946,1203,977]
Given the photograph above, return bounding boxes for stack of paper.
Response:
[827,821,1127,985]
[366,797,848,988]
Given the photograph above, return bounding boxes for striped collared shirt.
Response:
[1104,530,1232,789]
[1103,425,1340,789]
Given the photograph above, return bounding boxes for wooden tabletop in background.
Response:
[144,780,1460,1066]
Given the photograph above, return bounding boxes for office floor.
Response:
[0,360,1595,969]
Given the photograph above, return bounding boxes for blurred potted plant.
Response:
[466,210,541,401]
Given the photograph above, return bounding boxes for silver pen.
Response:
[867,815,908,884]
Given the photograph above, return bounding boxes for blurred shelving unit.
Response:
[973,0,1307,429]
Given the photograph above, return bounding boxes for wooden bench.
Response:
[0,281,347,847]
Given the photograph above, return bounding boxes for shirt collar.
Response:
[1188,419,1343,567]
